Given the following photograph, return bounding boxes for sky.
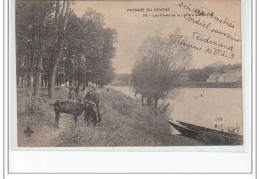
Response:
[72,0,241,74]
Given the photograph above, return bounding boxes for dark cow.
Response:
[53,100,96,128]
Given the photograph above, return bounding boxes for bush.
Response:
[17,88,48,115]
[111,94,134,115]
[101,89,134,115]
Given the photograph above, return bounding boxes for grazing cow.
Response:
[53,100,96,128]
[60,81,69,99]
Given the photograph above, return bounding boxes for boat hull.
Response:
[168,120,243,145]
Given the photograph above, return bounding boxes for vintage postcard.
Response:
[15,0,243,147]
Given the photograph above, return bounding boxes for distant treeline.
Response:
[111,63,242,85]
[186,63,241,82]
[110,73,131,86]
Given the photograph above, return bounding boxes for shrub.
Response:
[111,94,134,115]
[18,88,48,115]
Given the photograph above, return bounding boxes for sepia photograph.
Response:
[15,0,243,147]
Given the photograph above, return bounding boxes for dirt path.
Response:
[18,103,83,147]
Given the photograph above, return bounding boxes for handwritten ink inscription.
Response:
[176,2,240,60]
[126,2,241,61]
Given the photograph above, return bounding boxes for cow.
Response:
[52,100,96,128]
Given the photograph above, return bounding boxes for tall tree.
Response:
[16,1,55,92]
[132,31,192,111]
[47,1,71,98]
[33,2,56,95]
[81,9,117,86]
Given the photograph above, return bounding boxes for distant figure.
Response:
[84,85,100,104]
[82,84,95,100]
[60,81,69,99]
[68,85,75,99]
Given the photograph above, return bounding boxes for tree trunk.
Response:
[141,95,144,106]
[27,71,32,87]
[48,50,63,98]
[154,97,159,114]
[22,73,27,87]
[60,68,62,85]
[21,78,24,88]
[17,75,19,87]
[147,97,152,106]
[34,44,44,95]
[160,103,170,115]
[34,60,43,95]
[27,2,37,88]
[48,72,55,98]
[56,76,58,86]
[41,76,44,87]
[47,1,70,98]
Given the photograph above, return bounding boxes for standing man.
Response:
[83,84,101,124]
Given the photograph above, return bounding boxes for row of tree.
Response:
[16,1,117,98]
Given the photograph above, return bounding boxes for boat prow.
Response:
[168,120,199,139]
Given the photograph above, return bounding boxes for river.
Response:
[110,86,243,135]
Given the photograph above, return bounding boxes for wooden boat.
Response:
[168,120,199,139]
[168,120,243,145]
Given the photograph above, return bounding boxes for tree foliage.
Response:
[16,1,56,90]
[16,2,117,97]
[132,31,192,110]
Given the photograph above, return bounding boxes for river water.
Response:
[110,86,243,135]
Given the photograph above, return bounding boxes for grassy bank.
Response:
[17,87,204,147]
